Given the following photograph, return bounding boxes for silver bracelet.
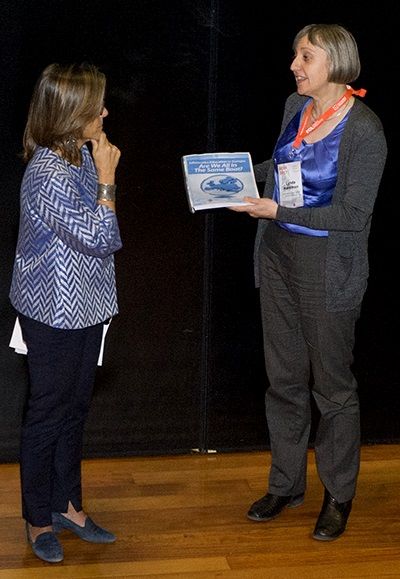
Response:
[97,183,117,202]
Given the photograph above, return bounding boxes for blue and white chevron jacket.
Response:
[9,145,122,329]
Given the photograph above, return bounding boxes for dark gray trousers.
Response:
[260,223,361,503]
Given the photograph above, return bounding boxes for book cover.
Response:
[182,152,260,213]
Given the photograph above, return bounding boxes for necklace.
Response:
[293,85,366,149]
[311,99,351,122]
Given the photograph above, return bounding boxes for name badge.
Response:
[277,161,303,208]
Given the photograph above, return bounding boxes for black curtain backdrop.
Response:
[0,0,397,462]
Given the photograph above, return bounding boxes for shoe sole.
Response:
[33,550,63,563]
[312,532,343,542]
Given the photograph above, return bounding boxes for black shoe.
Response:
[247,492,304,522]
[312,489,352,541]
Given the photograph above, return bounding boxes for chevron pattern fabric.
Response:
[10,145,123,329]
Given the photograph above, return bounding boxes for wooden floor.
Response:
[0,444,399,578]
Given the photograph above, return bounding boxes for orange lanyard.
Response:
[292,85,366,149]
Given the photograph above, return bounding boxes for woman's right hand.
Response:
[91,131,121,184]
[229,197,278,219]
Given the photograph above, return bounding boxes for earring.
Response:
[66,136,77,146]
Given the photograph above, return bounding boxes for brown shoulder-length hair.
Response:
[23,62,106,165]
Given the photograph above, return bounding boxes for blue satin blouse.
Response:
[273,101,349,236]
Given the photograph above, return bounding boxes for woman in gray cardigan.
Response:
[231,24,387,541]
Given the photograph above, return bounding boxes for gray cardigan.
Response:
[254,92,387,311]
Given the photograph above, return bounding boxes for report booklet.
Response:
[181,152,259,213]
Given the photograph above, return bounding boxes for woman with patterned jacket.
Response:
[9,63,122,563]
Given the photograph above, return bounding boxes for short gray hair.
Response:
[293,24,360,84]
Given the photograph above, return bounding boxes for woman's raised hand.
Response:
[91,131,121,184]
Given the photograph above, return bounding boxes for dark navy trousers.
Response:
[18,313,103,526]
[259,224,361,503]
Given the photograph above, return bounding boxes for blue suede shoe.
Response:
[26,522,63,563]
[52,512,116,543]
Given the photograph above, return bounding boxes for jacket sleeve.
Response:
[35,173,122,257]
[253,159,272,182]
